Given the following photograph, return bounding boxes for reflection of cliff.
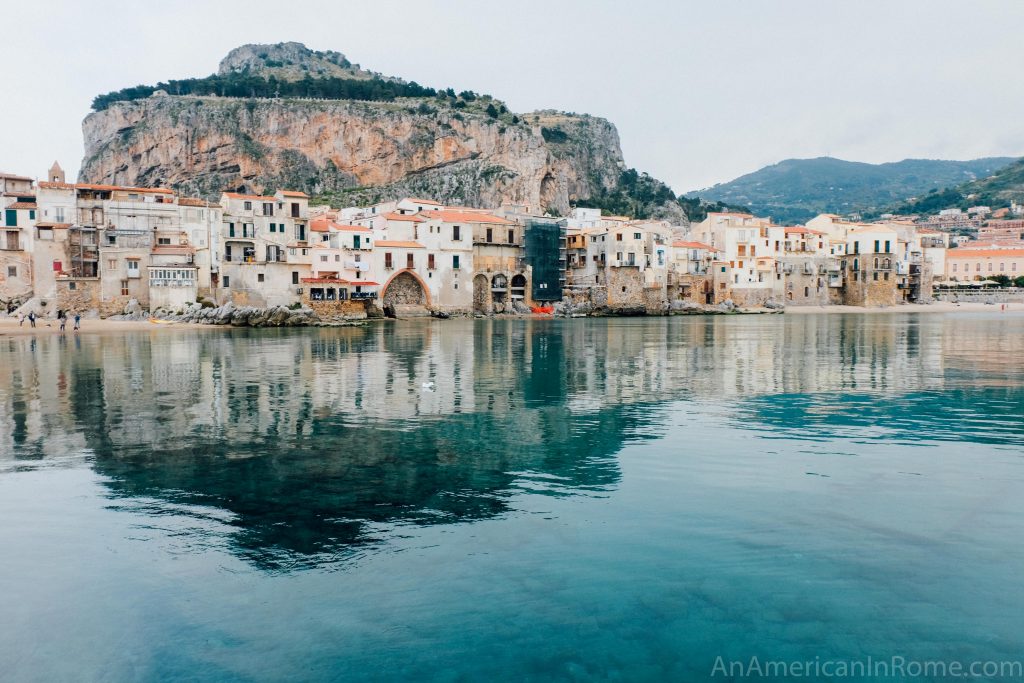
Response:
[1,314,1023,568]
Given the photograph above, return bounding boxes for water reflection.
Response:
[1,314,1022,569]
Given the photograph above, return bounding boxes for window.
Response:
[38,227,53,240]
[258,274,265,283]
[634,232,641,240]
[292,271,299,285]
[453,225,461,241]
[884,240,890,253]
[508,229,514,243]
[453,254,460,270]
[385,252,393,269]
[55,208,65,222]
[1014,263,1018,272]
[69,282,76,291]
[407,253,414,269]
[243,201,252,211]
[126,260,139,274]
[988,263,993,272]
[7,266,16,277]
[52,260,62,272]
[5,209,16,226]
[335,255,340,262]
[29,210,35,220]
[107,259,117,271]
[263,203,273,216]
[269,223,276,233]
[158,237,171,245]
[320,255,328,263]
[120,280,129,296]
[1000,263,1005,272]
[952,263,958,272]
[486,228,493,243]
[428,254,435,270]
[873,272,879,281]
[616,233,622,241]
[976,263,981,272]
[223,276,230,288]
[874,240,880,253]
[228,222,236,237]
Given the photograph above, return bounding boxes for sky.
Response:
[4,0,1024,193]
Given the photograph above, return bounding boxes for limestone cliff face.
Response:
[80,96,625,214]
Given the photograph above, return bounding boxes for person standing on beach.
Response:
[28,311,36,328]
[73,313,80,332]
[59,311,66,332]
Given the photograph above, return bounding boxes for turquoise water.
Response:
[1,315,1023,682]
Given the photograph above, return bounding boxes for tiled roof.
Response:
[7,202,36,209]
[672,240,718,251]
[403,197,441,205]
[349,280,380,286]
[376,240,425,248]
[430,209,513,224]
[279,190,309,198]
[382,212,427,222]
[947,249,1024,258]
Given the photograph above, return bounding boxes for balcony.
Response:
[350,291,378,300]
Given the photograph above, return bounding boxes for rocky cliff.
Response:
[80,43,685,220]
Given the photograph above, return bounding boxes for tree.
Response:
[485,103,499,118]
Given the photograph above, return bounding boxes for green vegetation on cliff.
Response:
[576,169,747,222]
[92,73,442,111]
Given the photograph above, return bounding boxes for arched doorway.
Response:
[491,274,508,312]
[473,274,490,314]
[383,271,428,309]
[511,274,526,302]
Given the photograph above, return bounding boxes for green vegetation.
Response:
[884,157,1024,217]
[689,156,1017,224]
[92,73,441,111]
[575,169,747,221]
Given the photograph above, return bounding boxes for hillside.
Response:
[80,42,698,222]
[884,157,1024,216]
[688,156,1016,224]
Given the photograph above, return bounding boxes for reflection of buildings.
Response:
[1,316,1022,567]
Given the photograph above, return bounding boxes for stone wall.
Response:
[605,266,645,314]
[56,278,101,316]
[304,298,369,321]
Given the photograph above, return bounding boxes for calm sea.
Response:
[1,314,1023,682]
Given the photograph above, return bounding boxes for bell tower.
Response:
[48,161,65,183]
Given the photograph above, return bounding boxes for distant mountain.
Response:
[884,157,1024,217]
[687,156,1017,224]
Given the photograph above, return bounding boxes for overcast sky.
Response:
[4,0,1024,192]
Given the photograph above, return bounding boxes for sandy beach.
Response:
[0,317,209,337]
[783,301,1020,314]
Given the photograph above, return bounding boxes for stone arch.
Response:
[473,274,490,314]
[510,273,527,301]
[382,270,431,308]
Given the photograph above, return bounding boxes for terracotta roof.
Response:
[784,226,825,235]
[947,249,1024,258]
[403,197,441,205]
[376,240,425,248]
[311,217,372,233]
[672,240,719,251]
[429,209,513,225]
[35,222,71,228]
[349,280,380,286]
[7,202,36,209]
[0,172,33,182]
[38,181,76,190]
[279,190,309,198]
[178,197,220,208]
[382,212,427,222]
[223,192,277,202]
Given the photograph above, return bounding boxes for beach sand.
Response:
[783,301,1018,314]
[0,317,209,337]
